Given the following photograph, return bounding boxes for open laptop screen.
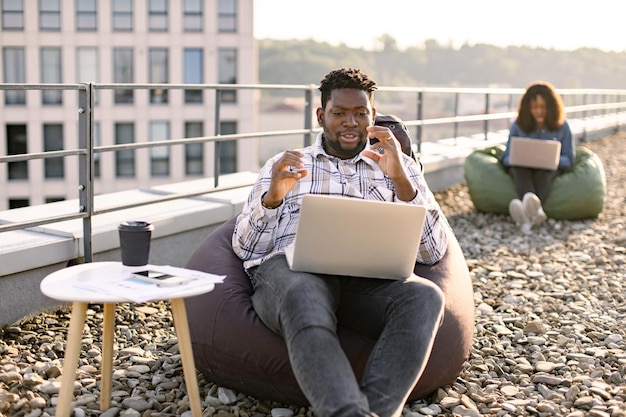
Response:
[509,137,561,170]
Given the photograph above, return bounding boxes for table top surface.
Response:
[40,262,216,303]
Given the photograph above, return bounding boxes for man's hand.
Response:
[362,126,405,178]
[362,126,417,202]
[262,150,309,208]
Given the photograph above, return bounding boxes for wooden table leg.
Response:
[56,301,88,417]
[170,298,202,417]
[100,303,116,411]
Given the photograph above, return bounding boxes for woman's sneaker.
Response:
[509,198,532,234]
[533,206,548,226]
[522,192,547,226]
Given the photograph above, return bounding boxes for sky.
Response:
[254,0,626,53]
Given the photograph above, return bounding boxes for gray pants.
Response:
[249,255,445,417]
[508,166,560,202]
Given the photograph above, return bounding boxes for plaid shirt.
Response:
[233,132,450,270]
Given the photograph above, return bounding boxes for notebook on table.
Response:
[284,194,427,280]
[508,136,562,170]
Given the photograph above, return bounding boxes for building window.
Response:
[183,0,202,32]
[2,0,24,30]
[3,47,26,105]
[148,0,167,32]
[149,48,168,104]
[46,197,65,203]
[185,122,203,176]
[77,47,98,81]
[93,122,100,178]
[115,123,135,177]
[76,0,97,31]
[150,121,169,176]
[113,48,133,104]
[218,0,236,32]
[77,47,98,103]
[9,199,29,209]
[219,121,237,174]
[6,124,28,180]
[112,0,132,31]
[39,0,61,31]
[218,48,237,103]
[184,48,203,104]
[44,124,64,178]
[41,47,62,105]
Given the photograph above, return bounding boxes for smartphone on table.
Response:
[130,270,188,287]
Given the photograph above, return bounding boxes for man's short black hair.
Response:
[318,67,377,109]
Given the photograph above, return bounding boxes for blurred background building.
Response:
[0,0,257,210]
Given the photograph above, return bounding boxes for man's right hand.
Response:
[262,150,308,208]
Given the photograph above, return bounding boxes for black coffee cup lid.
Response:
[118,221,154,231]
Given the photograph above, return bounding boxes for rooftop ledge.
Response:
[0,172,259,277]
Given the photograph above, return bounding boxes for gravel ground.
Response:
[1,132,625,417]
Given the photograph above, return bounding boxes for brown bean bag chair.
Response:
[185,217,475,405]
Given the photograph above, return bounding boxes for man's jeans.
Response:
[249,255,445,417]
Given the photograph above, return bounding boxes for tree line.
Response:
[258,37,626,90]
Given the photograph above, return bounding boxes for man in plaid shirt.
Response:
[233,68,449,417]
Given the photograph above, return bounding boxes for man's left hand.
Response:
[363,126,417,202]
[363,126,405,179]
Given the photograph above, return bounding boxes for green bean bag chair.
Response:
[464,144,606,220]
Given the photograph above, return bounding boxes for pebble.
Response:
[1,133,626,416]
[121,397,152,412]
[271,408,294,417]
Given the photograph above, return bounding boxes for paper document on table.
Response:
[72,264,225,303]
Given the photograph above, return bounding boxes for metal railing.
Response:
[1,82,626,263]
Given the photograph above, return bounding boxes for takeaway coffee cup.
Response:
[118,221,154,266]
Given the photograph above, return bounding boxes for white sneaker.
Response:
[520,221,533,235]
[533,206,548,226]
[509,198,532,234]
[509,199,526,224]
[522,192,547,226]
[522,192,541,217]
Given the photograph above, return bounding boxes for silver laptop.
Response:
[284,194,427,280]
[508,136,561,170]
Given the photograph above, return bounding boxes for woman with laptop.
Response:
[501,81,575,234]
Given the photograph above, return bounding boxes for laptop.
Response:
[284,194,427,280]
[508,136,562,170]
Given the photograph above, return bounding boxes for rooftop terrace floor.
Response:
[1,133,625,416]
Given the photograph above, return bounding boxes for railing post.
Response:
[78,83,94,263]
[453,92,459,145]
[416,91,423,154]
[617,94,622,133]
[483,93,490,140]
[304,87,313,147]
[582,93,587,142]
[213,90,222,187]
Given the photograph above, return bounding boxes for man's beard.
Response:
[322,134,366,159]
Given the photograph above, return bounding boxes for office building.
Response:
[0,0,257,210]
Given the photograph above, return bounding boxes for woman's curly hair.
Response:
[516,81,566,133]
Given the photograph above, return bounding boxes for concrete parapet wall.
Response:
[0,175,255,326]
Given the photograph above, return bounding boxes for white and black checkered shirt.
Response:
[233,132,450,270]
